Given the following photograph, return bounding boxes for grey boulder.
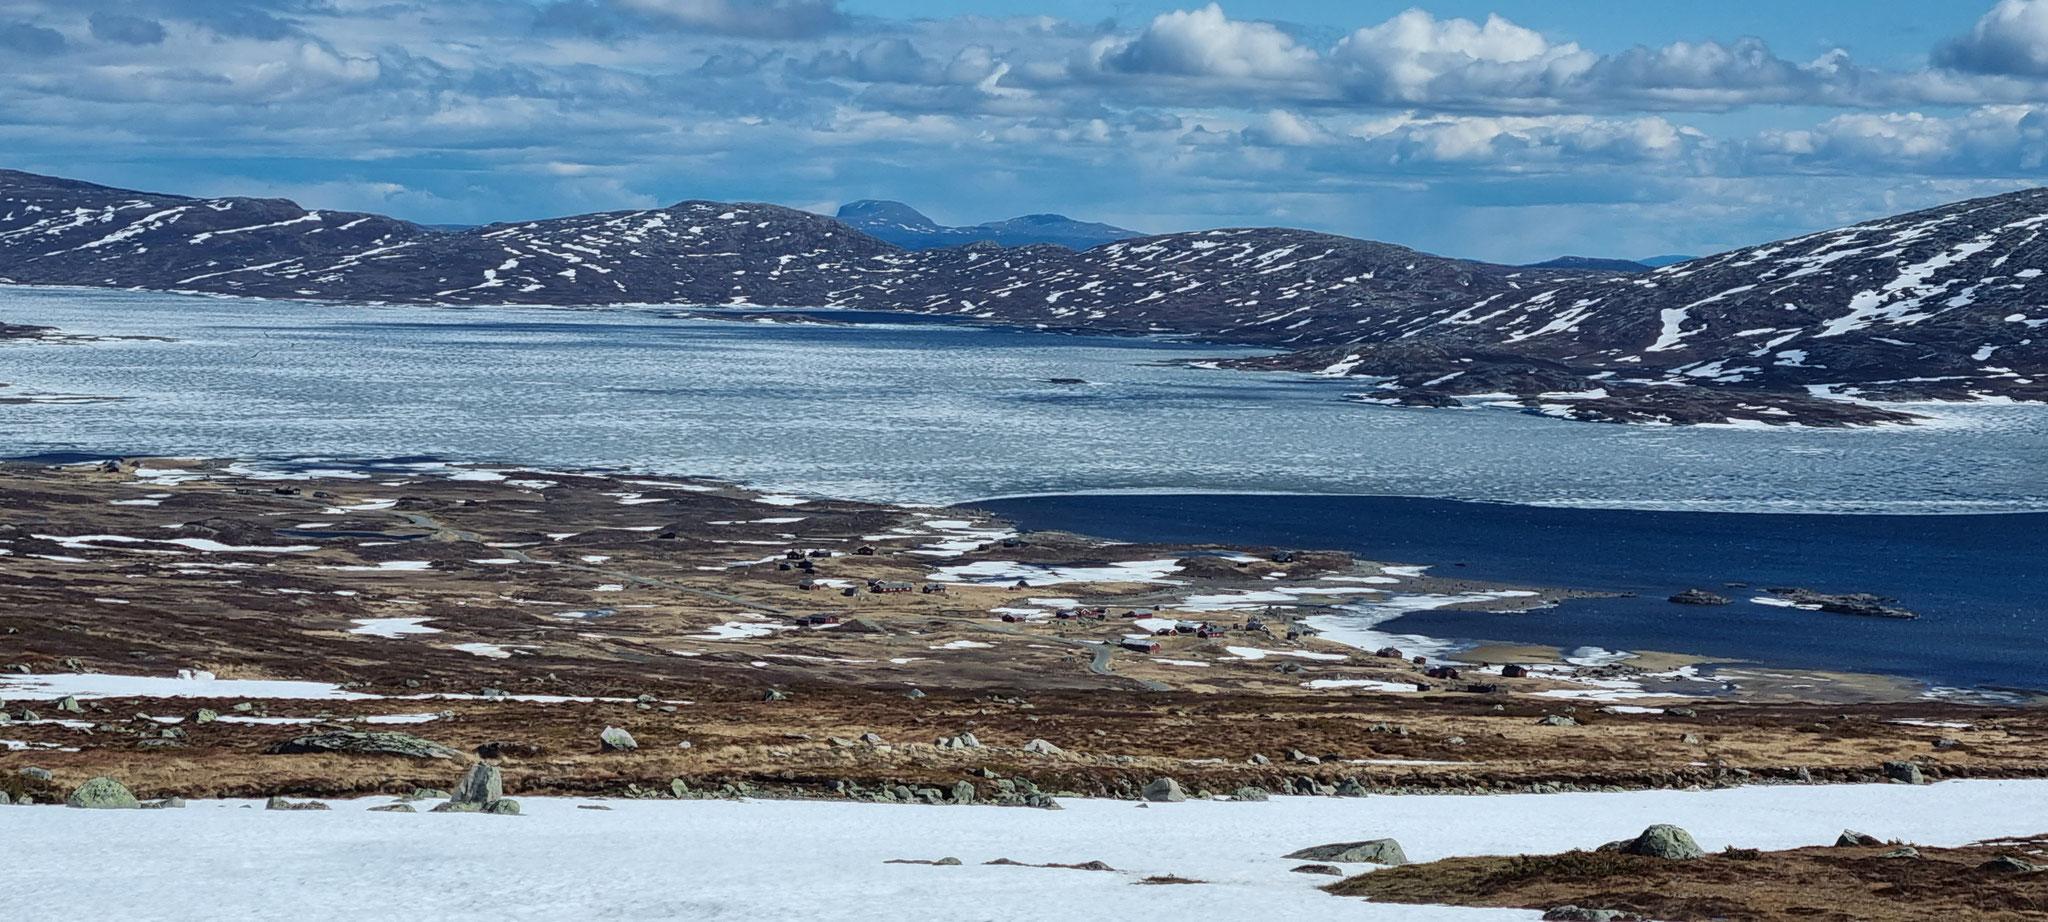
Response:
[451,763,503,806]
[1283,839,1409,865]
[66,777,139,809]
[1141,777,1187,803]
[1610,824,1706,860]
[600,726,639,752]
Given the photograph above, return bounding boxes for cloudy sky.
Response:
[4,1,2048,261]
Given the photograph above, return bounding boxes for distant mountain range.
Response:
[1,167,2040,427]
[834,200,1143,250]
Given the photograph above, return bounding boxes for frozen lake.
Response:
[4,286,2047,513]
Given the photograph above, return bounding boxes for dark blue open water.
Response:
[971,494,2048,693]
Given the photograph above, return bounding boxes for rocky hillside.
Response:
[4,168,2046,426]
[1236,189,2048,424]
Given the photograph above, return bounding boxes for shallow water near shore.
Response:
[5,287,2048,513]
[973,493,2048,695]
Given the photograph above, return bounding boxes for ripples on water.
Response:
[4,286,2047,513]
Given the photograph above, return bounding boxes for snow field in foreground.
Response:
[7,780,2046,922]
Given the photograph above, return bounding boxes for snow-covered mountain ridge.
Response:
[3,168,2045,426]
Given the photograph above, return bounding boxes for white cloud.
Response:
[1331,10,1591,104]
[1085,4,1321,81]
[1936,0,2048,75]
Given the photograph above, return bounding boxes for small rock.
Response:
[1680,733,1702,745]
[934,732,982,750]
[1536,715,1579,727]
[950,780,976,804]
[368,804,416,813]
[1022,738,1064,756]
[1284,839,1409,865]
[1875,846,1921,860]
[20,766,53,781]
[599,726,639,752]
[192,708,219,724]
[1231,786,1270,802]
[264,796,331,811]
[1141,777,1187,803]
[139,797,186,809]
[66,777,139,809]
[934,857,962,866]
[1665,707,1698,718]
[485,799,521,815]
[859,732,885,745]
[1935,738,1962,750]
[1836,830,1885,847]
[762,689,788,702]
[1290,864,1343,876]
[1248,753,1270,766]
[54,696,84,713]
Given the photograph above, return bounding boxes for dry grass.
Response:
[1331,844,2048,922]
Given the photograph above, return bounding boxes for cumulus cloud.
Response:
[1085,4,1320,81]
[1936,0,2048,75]
[1331,10,1591,104]
[1754,105,2048,172]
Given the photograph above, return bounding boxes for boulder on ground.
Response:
[66,777,138,809]
[1141,777,1186,803]
[451,763,503,806]
[1882,760,1926,785]
[1284,839,1409,865]
[1022,739,1063,756]
[599,726,638,752]
[1836,830,1885,847]
[1611,824,1706,859]
[263,731,464,760]
[54,695,84,713]
[485,799,521,815]
[1536,715,1580,727]
[368,804,416,813]
[762,689,788,702]
[934,732,982,750]
[1231,786,1270,802]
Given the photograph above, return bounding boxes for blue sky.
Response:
[4,1,2048,262]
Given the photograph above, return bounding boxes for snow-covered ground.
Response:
[8,782,2045,921]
